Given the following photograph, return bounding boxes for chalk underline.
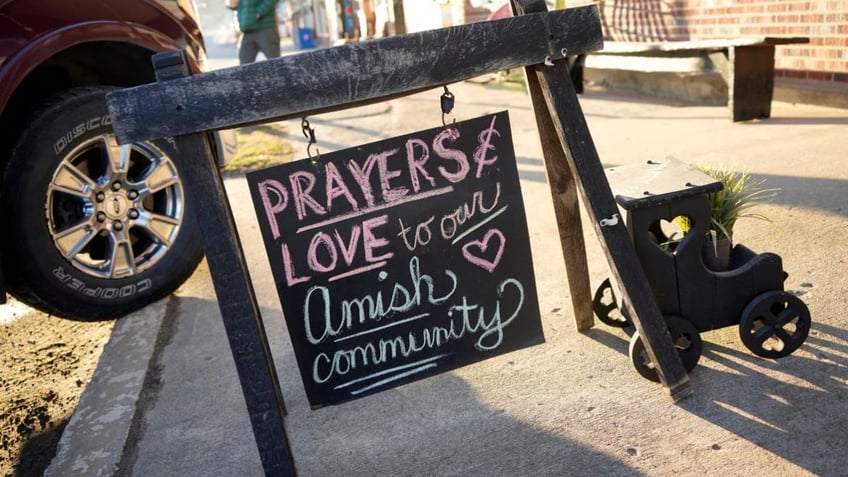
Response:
[297,186,455,233]
[328,261,387,282]
[334,354,449,394]
[451,204,509,245]
[334,312,430,343]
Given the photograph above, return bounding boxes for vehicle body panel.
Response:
[0,0,205,113]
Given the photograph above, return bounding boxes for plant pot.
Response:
[702,238,732,271]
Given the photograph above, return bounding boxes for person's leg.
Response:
[255,27,281,60]
[238,31,260,64]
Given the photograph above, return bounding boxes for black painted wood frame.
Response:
[107,2,692,475]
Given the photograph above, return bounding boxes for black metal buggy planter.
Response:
[593,159,811,381]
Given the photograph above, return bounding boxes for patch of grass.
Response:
[490,69,528,92]
[471,70,529,93]
[498,68,528,86]
[222,122,294,175]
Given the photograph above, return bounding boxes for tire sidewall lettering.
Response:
[53,114,112,156]
[52,265,153,299]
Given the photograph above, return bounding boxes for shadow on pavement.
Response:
[130,296,643,476]
[679,321,848,476]
[758,174,848,218]
[578,318,848,476]
[286,371,644,476]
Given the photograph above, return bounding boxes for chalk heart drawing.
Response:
[462,228,506,273]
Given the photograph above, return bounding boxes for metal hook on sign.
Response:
[544,55,554,66]
[441,85,456,129]
[599,213,620,227]
[302,117,319,162]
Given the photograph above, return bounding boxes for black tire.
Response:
[1,87,203,320]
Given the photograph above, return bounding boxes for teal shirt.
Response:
[236,0,278,33]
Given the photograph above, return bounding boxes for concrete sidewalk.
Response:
[49,79,848,476]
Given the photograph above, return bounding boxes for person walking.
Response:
[227,0,281,64]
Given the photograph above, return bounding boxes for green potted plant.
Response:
[676,165,778,271]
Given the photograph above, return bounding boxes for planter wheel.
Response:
[592,278,630,328]
[739,290,811,359]
[629,315,702,382]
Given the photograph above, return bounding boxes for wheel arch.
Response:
[0,24,203,306]
[0,23,202,149]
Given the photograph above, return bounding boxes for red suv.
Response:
[0,0,222,319]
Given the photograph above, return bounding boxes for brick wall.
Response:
[598,0,848,83]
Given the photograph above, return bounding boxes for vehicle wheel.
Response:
[592,278,630,327]
[0,87,203,319]
[739,291,811,359]
[629,315,702,382]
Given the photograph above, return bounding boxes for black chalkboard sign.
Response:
[247,111,543,408]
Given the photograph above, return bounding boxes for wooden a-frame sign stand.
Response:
[107,1,693,474]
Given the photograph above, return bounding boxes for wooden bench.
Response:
[575,37,809,121]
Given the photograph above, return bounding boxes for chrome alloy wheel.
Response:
[46,134,185,279]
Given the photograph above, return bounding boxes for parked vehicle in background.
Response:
[0,0,229,320]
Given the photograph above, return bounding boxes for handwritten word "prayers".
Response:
[255,115,502,239]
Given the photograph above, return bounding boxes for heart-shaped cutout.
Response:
[462,229,506,272]
[649,216,691,254]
